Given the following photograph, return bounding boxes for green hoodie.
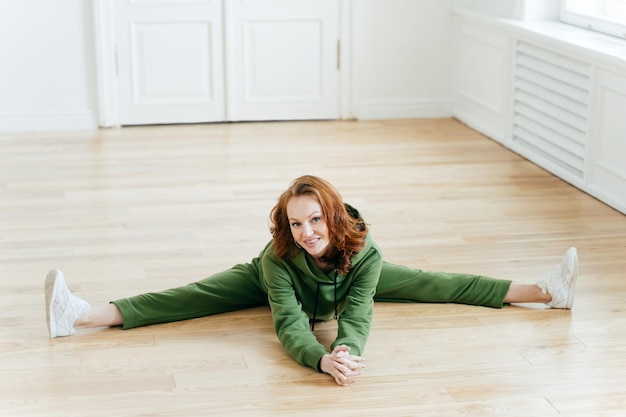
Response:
[260,233,383,371]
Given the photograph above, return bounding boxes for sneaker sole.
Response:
[44,269,62,338]
[564,247,579,309]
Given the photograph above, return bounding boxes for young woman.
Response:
[45,175,578,386]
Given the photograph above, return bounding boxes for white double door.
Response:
[111,0,340,125]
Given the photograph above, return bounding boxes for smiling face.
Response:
[286,194,331,260]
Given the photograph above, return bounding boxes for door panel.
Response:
[245,20,322,101]
[130,22,213,103]
[226,0,339,121]
[116,0,225,125]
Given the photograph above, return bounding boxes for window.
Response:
[561,0,626,38]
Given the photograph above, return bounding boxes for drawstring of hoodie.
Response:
[334,271,338,320]
[310,271,339,332]
[311,283,320,331]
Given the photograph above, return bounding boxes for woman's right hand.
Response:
[320,345,366,386]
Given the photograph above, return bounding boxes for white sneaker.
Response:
[537,247,579,309]
[45,269,90,338]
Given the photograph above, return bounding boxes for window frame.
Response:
[561,0,626,39]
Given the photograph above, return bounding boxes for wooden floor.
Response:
[1,119,625,416]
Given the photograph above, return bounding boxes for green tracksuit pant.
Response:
[112,261,512,330]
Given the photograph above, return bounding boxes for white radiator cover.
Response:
[452,10,626,214]
[512,41,591,180]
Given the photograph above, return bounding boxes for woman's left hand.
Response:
[320,345,366,386]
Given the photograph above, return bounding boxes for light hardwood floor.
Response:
[1,119,625,416]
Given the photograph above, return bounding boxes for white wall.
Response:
[0,0,456,132]
[351,0,454,119]
[0,0,98,132]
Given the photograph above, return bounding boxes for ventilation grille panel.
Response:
[513,42,591,178]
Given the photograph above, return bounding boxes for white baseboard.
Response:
[0,111,98,132]
[355,98,453,120]
[452,110,508,145]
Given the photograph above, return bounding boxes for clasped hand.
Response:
[320,345,366,386]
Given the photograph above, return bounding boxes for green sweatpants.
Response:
[112,260,511,330]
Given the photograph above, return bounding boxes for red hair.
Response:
[270,175,367,274]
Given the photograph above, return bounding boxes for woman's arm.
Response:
[262,255,329,371]
[332,250,383,355]
[314,249,382,385]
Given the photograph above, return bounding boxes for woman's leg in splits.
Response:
[45,259,268,338]
[374,247,578,309]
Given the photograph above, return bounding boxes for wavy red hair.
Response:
[269,175,367,274]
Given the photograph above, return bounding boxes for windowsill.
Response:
[453,7,626,69]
